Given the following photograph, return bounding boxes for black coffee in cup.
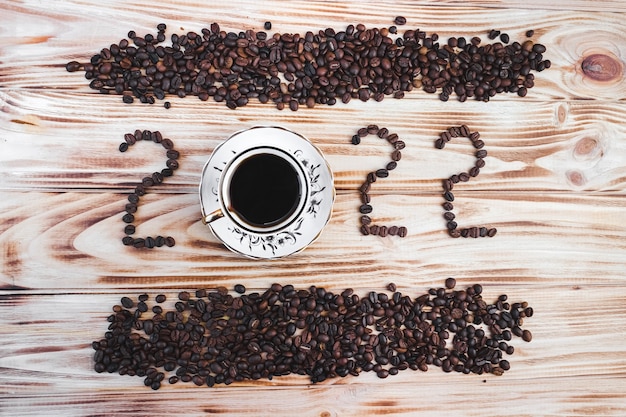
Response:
[229,153,301,227]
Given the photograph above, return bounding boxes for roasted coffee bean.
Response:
[488,29,501,40]
[394,16,407,26]
[93,281,532,389]
[445,277,456,289]
[234,284,246,294]
[375,169,389,178]
[264,21,272,30]
[360,204,373,214]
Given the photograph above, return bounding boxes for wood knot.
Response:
[566,169,586,187]
[574,137,602,160]
[581,53,623,82]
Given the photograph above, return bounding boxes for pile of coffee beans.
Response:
[93,279,533,389]
[119,129,179,248]
[436,125,497,238]
[66,21,549,109]
[351,125,407,237]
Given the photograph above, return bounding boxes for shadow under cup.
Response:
[221,148,306,231]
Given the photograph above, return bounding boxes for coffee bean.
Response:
[394,16,407,26]
[234,284,246,294]
[526,30,534,37]
[264,21,272,30]
[488,29,501,40]
[375,169,389,178]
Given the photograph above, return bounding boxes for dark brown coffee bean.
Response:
[360,204,373,214]
[522,330,532,342]
[388,226,398,236]
[375,169,389,178]
[397,226,407,237]
[361,215,372,225]
[443,212,455,221]
[394,16,407,26]
[234,284,246,294]
[360,224,370,235]
[445,277,456,289]
[378,226,388,237]
[526,30,534,37]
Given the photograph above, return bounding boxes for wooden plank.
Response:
[0,1,625,100]
[1,286,625,416]
[1,191,624,290]
[2,94,626,193]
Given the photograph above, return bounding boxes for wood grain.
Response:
[2,93,626,193]
[1,191,625,290]
[2,0,626,416]
[1,286,626,416]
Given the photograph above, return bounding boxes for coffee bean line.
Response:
[66,22,549,109]
[436,125,497,238]
[352,125,407,238]
[119,129,178,248]
[93,279,533,389]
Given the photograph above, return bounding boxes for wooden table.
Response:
[1,1,625,415]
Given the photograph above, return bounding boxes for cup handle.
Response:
[202,209,224,224]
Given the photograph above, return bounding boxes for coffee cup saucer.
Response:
[199,126,335,259]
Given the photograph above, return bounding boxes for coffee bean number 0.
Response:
[354,125,497,238]
[118,129,179,249]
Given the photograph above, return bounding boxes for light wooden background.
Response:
[1,0,626,416]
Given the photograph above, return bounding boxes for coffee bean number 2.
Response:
[118,129,179,248]
[351,125,408,238]
[353,124,497,238]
